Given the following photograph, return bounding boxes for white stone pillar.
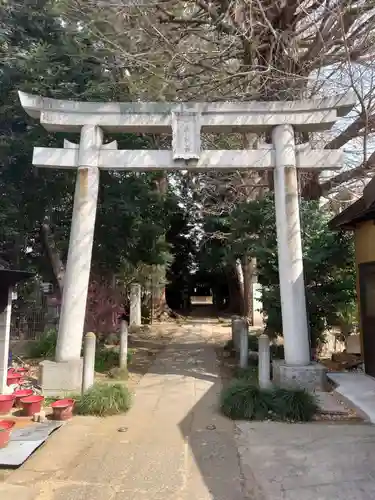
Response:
[130,283,142,327]
[272,124,310,366]
[258,334,271,389]
[0,288,12,394]
[231,317,243,353]
[239,322,249,369]
[82,332,96,393]
[119,319,128,369]
[56,125,102,362]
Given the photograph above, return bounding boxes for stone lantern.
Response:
[0,259,33,393]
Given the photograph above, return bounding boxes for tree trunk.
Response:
[235,258,245,313]
[242,256,256,323]
[227,265,242,314]
[40,217,65,294]
[151,265,167,319]
[151,173,168,319]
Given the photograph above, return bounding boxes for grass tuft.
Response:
[220,380,318,422]
[271,387,318,422]
[220,379,273,420]
[74,383,131,417]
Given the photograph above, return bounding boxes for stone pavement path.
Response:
[1,322,253,500]
[236,421,375,500]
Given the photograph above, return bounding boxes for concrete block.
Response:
[272,360,327,391]
[39,359,83,396]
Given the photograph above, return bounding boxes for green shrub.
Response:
[270,344,285,360]
[28,328,57,358]
[224,335,259,353]
[224,339,234,352]
[127,349,133,364]
[220,380,318,422]
[95,348,119,372]
[220,380,273,420]
[44,394,78,407]
[74,383,131,416]
[95,348,133,373]
[233,366,258,382]
[108,367,129,380]
[271,388,318,422]
[248,335,259,352]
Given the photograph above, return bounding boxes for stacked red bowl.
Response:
[0,395,16,415]
[6,372,23,386]
[13,389,33,408]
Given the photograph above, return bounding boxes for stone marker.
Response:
[119,320,128,369]
[231,317,243,353]
[82,332,96,394]
[19,91,355,390]
[239,322,249,369]
[231,316,238,347]
[258,334,271,389]
[130,283,141,327]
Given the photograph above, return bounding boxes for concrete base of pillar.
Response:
[39,359,83,396]
[272,360,327,391]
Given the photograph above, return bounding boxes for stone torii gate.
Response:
[19,91,354,394]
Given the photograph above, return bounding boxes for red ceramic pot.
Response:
[20,395,44,417]
[6,372,23,386]
[0,395,16,415]
[15,367,29,376]
[51,399,75,421]
[0,420,15,448]
[13,389,33,408]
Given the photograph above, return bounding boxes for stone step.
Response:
[315,391,350,415]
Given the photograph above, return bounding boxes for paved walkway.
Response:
[1,322,251,500]
[3,320,375,500]
[329,372,375,423]
[236,421,375,500]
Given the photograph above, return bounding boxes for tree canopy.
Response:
[0,0,359,338]
[0,0,178,280]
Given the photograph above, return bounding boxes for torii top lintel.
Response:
[18,91,355,134]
